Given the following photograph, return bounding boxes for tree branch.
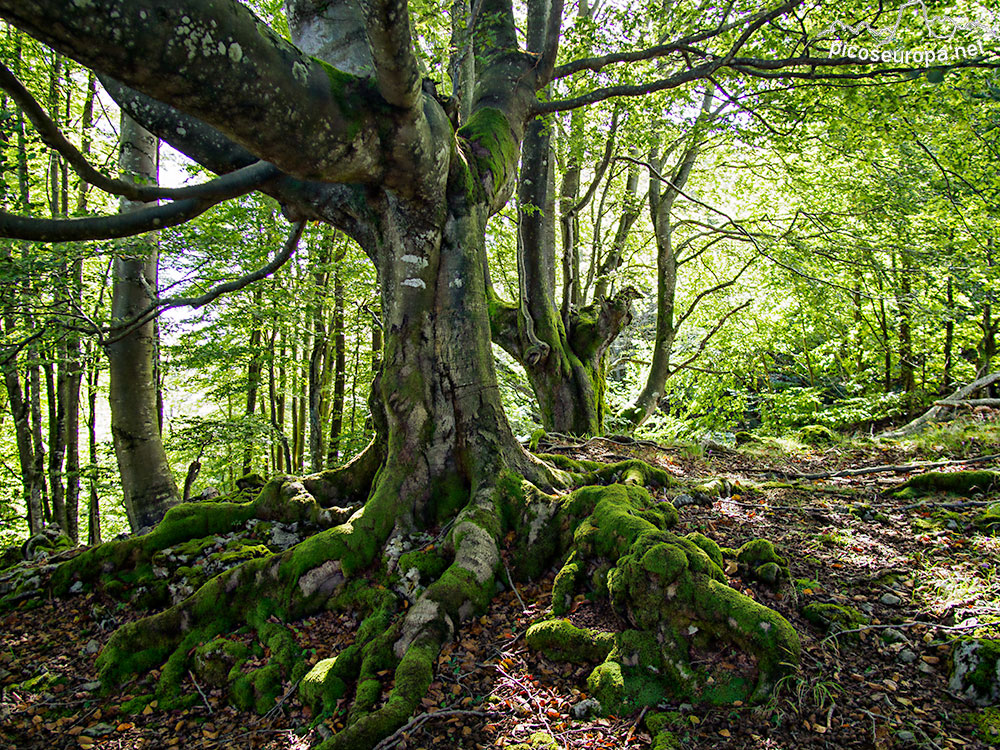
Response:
[0,161,280,242]
[0,61,284,204]
[0,0,383,182]
[364,0,422,109]
[105,220,306,345]
[668,298,751,377]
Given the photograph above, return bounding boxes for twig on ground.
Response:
[821,619,993,644]
[900,499,996,511]
[372,709,492,750]
[188,670,213,714]
[749,452,1000,481]
[261,676,304,721]
[504,560,527,612]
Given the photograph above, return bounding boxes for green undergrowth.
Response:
[960,706,1000,745]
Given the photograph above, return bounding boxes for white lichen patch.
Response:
[402,278,426,289]
[449,277,463,288]
[401,254,429,268]
[292,60,310,85]
[298,559,344,598]
[228,42,243,63]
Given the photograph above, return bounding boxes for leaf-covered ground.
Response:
[2,421,999,749]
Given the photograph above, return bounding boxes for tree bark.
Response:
[107,113,179,531]
[327,245,347,463]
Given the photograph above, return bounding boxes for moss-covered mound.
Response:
[894,471,1000,499]
[523,483,800,714]
[797,425,839,446]
[801,602,870,640]
[735,539,789,586]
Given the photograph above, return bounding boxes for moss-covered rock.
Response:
[801,602,870,640]
[646,712,684,750]
[735,539,788,586]
[950,637,1000,706]
[894,471,1000,499]
[797,425,838,446]
[525,619,615,664]
[192,637,251,687]
[299,656,348,716]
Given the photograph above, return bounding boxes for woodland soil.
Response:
[2,429,998,750]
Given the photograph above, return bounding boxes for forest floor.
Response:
[1,419,999,750]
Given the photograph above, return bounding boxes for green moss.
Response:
[118,694,156,714]
[300,657,348,716]
[215,543,271,564]
[797,425,839,446]
[192,637,251,686]
[526,619,615,663]
[736,539,788,586]
[801,602,869,639]
[895,470,1000,498]
[396,549,449,583]
[315,59,366,141]
[960,706,1000,745]
[975,503,1000,534]
[13,670,67,693]
[587,658,625,710]
[685,533,723,569]
[529,428,547,452]
[457,107,517,189]
[552,551,582,615]
[507,731,560,750]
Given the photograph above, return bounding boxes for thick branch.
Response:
[0,161,279,242]
[364,0,422,109]
[0,62,284,204]
[0,0,383,182]
[882,372,1000,438]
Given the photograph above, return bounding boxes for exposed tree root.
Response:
[5,450,801,749]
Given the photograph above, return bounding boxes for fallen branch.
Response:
[821,619,993,645]
[934,398,1000,408]
[372,709,493,750]
[754,452,1000,481]
[881,372,1000,438]
[900,499,995,511]
[188,670,213,714]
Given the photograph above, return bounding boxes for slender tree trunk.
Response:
[327,247,346,464]
[0,33,44,535]
[86,351,101,545]
[107,113,179,531]
[241,286,264,476]
[943,274,954,392]
[621,92,712,428]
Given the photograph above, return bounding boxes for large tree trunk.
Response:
[107,114,179,531]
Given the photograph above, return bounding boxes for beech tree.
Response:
[0,0,992,747]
